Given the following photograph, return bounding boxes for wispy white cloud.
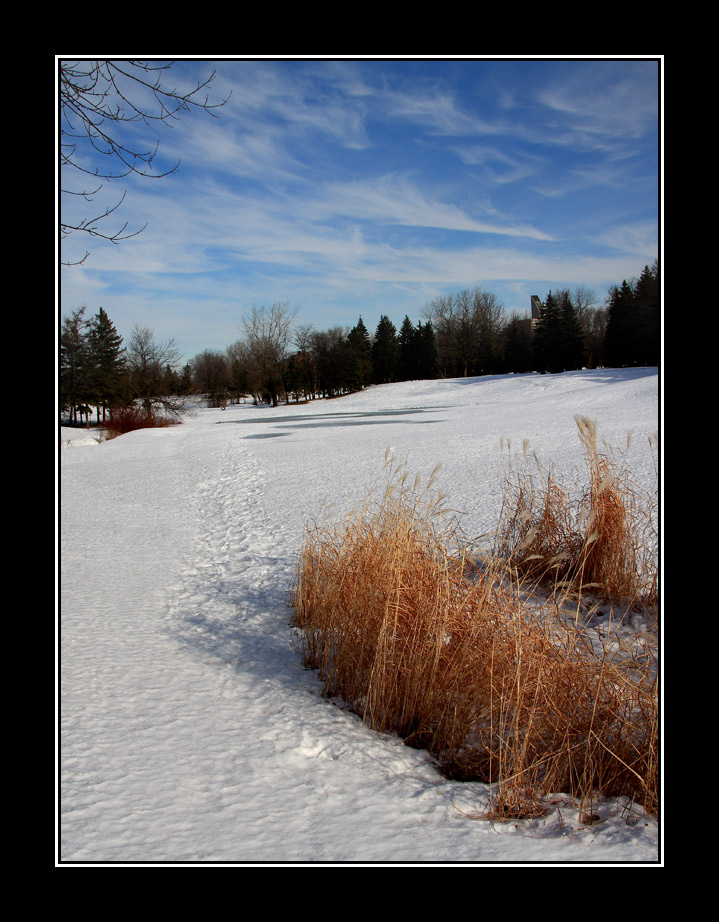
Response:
[451,143,545,186]
[381,85,496,137]
[296,174,554,240]
[528,63,659,156]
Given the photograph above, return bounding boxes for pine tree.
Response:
[346,317,373,391]
[60,306,91,424]
[533,291,562,372]
[87,308,127,422]
[633,262,660,366]
[502,314,533,373]
[556,290,586,371]
[604,280,637,367]
[416,322,438,380]
[397,315,418,381]
[371,315,398,384]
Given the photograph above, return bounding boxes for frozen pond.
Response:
[219,406,447,436]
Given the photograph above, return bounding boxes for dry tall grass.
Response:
[290,441,658,819]
[495,416,658,611]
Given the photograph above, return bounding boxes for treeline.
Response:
[60,263,659,423]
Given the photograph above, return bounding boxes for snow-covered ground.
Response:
[58,368,661,865]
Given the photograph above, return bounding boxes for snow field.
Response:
[59,368,661,863]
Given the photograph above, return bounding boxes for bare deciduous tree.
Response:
[423,287,505,377]
[241,303,298,406]
[191,349,232,407]
[126,324,185,420]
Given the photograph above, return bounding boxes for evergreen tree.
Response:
[282,353,305,403]
[532,291,562,372]
[502,314,533,373]
[416,322,438,380]
[87,307,127,422]
[179,363,194,396]
[533,290,586,373]
[556,290,586,371]
[346,317,373,391]
[397,315,419,381]
[604,280,637,367]
[581,305,608,369]
[60,306,91,424]
[371,315,398,384]
[633,262,660,366]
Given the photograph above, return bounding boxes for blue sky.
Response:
[59,57,661,362]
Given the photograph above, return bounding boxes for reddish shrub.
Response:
[105,406,180,438]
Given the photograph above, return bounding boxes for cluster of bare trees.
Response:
[423,287,506,377]
[191,303,299,408]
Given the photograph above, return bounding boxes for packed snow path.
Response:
[59,370,660,863]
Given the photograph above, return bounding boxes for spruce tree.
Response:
[371,315,398,384]
[60,306,91,424]
[346,317,373,391]
[533,291,562,372]
[604,280,636,367]
[502,315,533,373]
[556,291,586,371]
[633,263,660,366]
[417,322,438,379]
[397,315,418,381]
[87,307,127,422]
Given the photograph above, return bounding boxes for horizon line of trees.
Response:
[60,262,659,423]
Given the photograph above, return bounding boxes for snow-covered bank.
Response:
[59,368,661,864]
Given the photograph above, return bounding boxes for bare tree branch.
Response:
[60,59,230,263]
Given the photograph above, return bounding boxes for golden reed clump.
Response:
[495,416,658,611]
[291,434,658,819]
